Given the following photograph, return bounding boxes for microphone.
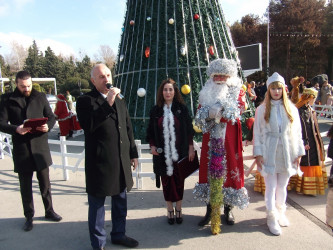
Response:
[106,83,124,99]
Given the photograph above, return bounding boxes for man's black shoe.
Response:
[23,218,33,231]
[112,236,138,248]
[45,211,62,222]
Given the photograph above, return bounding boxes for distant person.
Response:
[65,90,73,111]
[326,125,333,232]
[320,81,332,106]
[76,64,139,249]
[0,71,62,232]
[247,81,257,102]
[254,82,266,107]
[314,83,321,105]
[291,88,326,195]
[54,94,74,137]
[305,80,312,88]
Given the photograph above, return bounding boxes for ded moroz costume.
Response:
[193,58,249,235]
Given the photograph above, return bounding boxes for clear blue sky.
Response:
[0,0,268,59]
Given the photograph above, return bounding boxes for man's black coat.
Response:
[0,88,55,173]
[76,88,138,196]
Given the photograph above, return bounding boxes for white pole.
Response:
[0,68,3,93]
[0,133,4,159]
[135,140,142,189]
[60,136,69,180]
[0,45,3,93]
[54,79,57,95]
[267,2,270,78]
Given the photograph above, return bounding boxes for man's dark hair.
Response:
[15,71,31,83]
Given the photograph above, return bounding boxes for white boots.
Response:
[277,205,290,227]
[267,210,281,235]
[267,206,289,236]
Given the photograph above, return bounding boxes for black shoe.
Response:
[175,209,183,224]
[23,218,33,232]
[45,211,62,222]
[198,203,212,226]
[167,209,175,225]
[23,218,33,231]
[224,205,235,225]
[112,236,139,248]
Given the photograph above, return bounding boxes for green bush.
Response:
[32,83,41,92]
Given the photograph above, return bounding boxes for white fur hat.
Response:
[266,72,285,87]
[207,58,238,78]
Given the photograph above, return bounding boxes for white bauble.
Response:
[137,88,146,97]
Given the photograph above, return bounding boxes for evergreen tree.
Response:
[24,40,44,77]
[43,47,64,83]
[62,56,78,80]
[76,55,92,82]
[0,55,11,78]
[115,0,244,139]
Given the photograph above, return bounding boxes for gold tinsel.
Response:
[209,177,224,235]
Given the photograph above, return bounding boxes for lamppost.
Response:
[267,2,270,78]
[0,45,3,93]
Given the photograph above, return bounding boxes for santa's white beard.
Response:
[196,76,242,129]
[199,79,227,106]
[199,76,242,107]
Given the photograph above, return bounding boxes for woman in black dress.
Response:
[146,78,195,224]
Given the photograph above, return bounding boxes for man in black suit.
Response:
[76,64,139,250]
[0,71,62,232]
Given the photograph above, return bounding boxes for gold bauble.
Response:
[181,84,191,95]
[192,120,202,133]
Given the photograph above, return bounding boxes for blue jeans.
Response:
[88,189,127,248]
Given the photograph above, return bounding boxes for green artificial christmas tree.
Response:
[114,0,253,140]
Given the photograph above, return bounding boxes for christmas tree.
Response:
[114,0,248,140]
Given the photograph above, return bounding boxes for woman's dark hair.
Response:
[156,78,185,107]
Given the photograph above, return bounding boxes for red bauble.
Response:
[130,20,135,26]
[208,46,214,56]
[194,14,200,20]
[246,117,255,130]
[145,47,150,58]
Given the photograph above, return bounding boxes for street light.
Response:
[267,2,270,78]
[0,45,3,93]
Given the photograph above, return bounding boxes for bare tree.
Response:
[94,45,116,69]
[6,41,28,71]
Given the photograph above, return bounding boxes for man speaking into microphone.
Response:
[76,64,139,249]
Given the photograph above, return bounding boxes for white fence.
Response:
[313,104,333,119]
[1,104,332,189]
[0,132,202,189]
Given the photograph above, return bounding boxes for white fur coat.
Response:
[253,99,305,176]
